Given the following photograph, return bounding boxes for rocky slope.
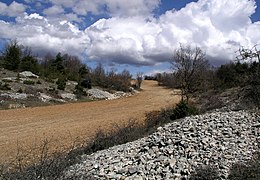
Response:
[0,69,133,109]
[61,110,260,180]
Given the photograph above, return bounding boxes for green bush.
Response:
[74,84,86,98]
[23,80,35,85]
[56,78,66,90]
[170,100,198,120]
[0,82,11,90]
[144,101,198,132]
[20,55,39,74]
[36,80,42,84]
[2,79,12,83]
[17,88,23,93]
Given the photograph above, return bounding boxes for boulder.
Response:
[19,71,39,78]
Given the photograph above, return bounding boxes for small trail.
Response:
[0,81,180,162]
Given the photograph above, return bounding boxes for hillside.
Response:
[0,80,181,163]
[61,110,259,179]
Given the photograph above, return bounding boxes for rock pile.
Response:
[87,89,116,100]
[0,92,29,100]
[19,71,39,78]
[61,110,259,180]
[87,89,131,100]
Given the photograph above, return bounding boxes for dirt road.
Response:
[0,81,180,162]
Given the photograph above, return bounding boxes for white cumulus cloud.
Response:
[83,0,260,66]
[0,0,259,68]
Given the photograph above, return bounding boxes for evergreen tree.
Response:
[3,40,22,71]
[53,53,65,74]
[20,55,39,74]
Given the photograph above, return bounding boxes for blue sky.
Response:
[0,0,259,75]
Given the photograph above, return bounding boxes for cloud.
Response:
[49,0,75,8]
[0,1,27,17]
[0,11,85,57]
[68,0,160,17]
[43,5,64,16]
[84,0,260,65]
[84,17,169,66]
[72,0,102,16]
[104,0,160,17]
[0,0,259,68]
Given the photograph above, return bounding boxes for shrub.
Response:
[189,165,221,180]
[81,78,92,89]
[17,88,23,93]
[80,119,143,154]
[36,80,42,84]
[20,55,39,74]
[0,139,78,180]
[0,82,11,90]
[56,78,66,90]
[2,79,12,83]
[170,100,198,120]
[228,152,260,180]
[48,86,56,92]
[144,108,173,132]
[144,101,198,132]
[74,84,85,98]
[45,78,55,83]
[23,80,35,85]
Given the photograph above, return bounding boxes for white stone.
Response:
[19,71,39,78]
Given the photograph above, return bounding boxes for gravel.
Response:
[87,89,132,100]
[61,110,260,179]
[87,88,116,100]
[0,92,30,99]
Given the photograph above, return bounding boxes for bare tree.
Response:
[172,45,209,102]
[236,44,260,105]
[236,44,260,62]
[136,72,143,89]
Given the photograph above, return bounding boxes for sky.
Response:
[0,0,259,75]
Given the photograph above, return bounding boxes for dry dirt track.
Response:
[0,81,180,162]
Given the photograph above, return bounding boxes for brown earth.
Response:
[0,80,181,163]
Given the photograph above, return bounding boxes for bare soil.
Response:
[0,80,180,163]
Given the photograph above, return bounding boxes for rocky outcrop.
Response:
[87,89,116,100]
[19,71,39,78]
[61,110,260,180]
[87,89,132,100]
[38,93,65,103]
[0,92,29,99]
[60,93,77,101]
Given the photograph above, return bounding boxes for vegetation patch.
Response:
[228,152,260,180]
[0,82,11,90]
[23,80,35,85]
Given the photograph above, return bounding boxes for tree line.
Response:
[156,44,260,105]
[0,40,135,92]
